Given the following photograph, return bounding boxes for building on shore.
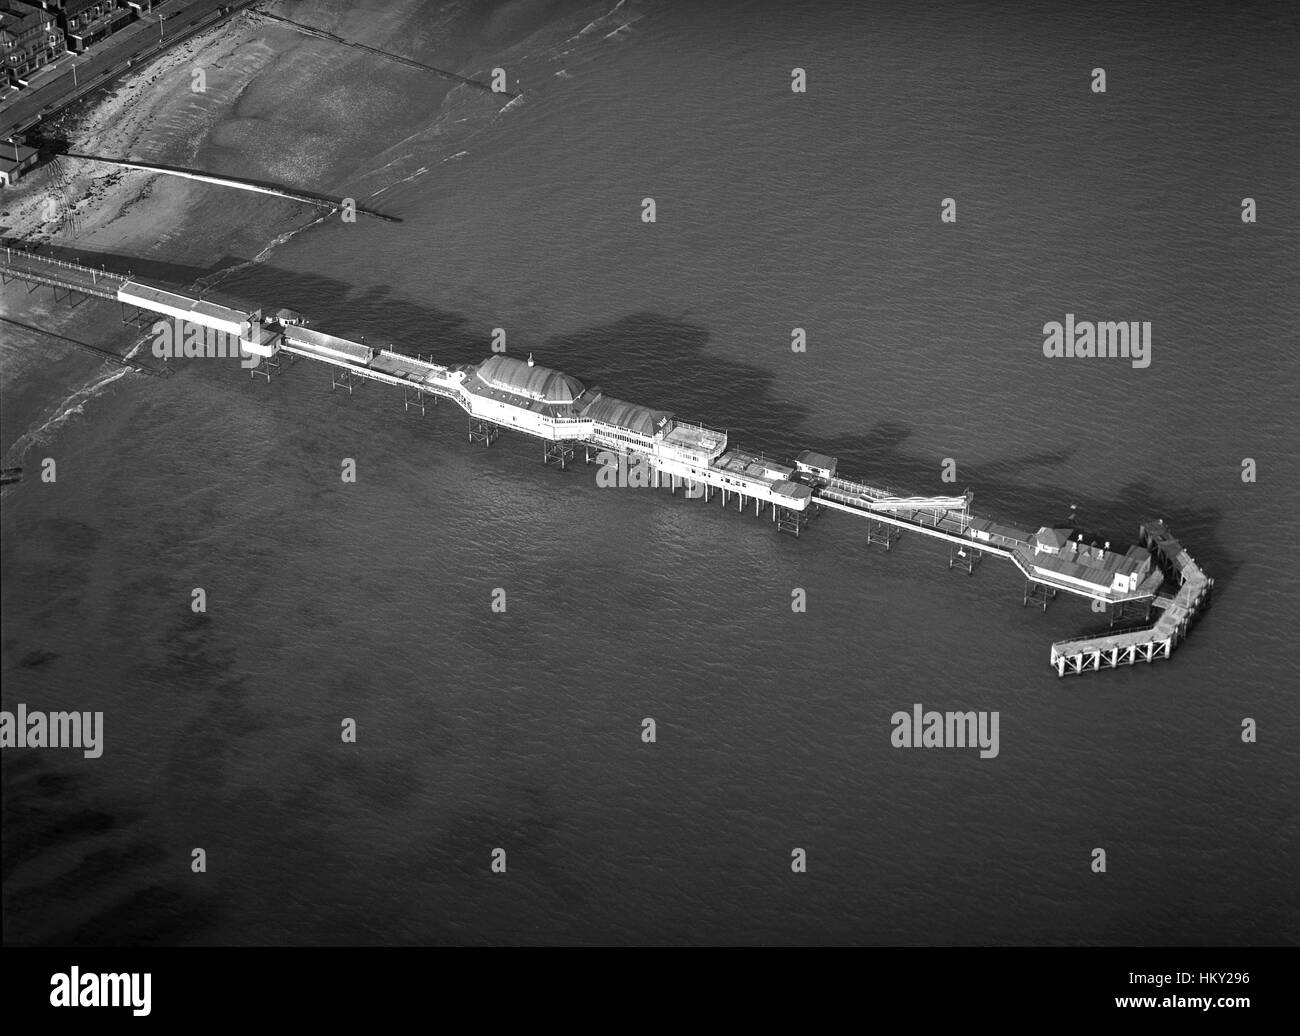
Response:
[53,0,139,53]
[2,0,156,86]
[0,0,66,87]
[0,139,38,185]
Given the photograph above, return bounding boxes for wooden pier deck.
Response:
[1,247,128,301]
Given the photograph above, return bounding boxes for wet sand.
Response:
[0,0,536,465]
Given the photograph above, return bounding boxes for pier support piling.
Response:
[119,301,152,327]
[467,416,500,447]
[403,385,426,416]
[250,353,290,381]
[866,519,901,551]
[949,543,983,575]
[1023,580,1056,612]
[776,506,811,536]
[331,367,358,394]
[543,440,576,469]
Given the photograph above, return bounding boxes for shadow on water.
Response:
[0,241,1241,580]
[2,243,1238,594]
[205,265,1237,586]
[1,518,228,946]
[538,313,1232,583]
[216,264,493,365]
[0,237,247,288]
[1,753,219,946]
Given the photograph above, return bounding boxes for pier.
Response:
[0,248,1214,676]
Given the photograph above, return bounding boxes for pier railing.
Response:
[1,247,128,301]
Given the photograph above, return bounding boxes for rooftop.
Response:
[284,325,372,362]
[0,145,39,173]
[716,450,797,488]
[1142,518,1186,566]
[1121,544,1153,572]
[580,393,672,438]
[1034,526,1072,550]
[0,2,47,35]
[120,279,253,327]
[773,481,814,502]
[968,517,1033,544]
[795,450,837,472]
[662,421,725,454]
[1030,539,1154,588]
[472,354,584,405]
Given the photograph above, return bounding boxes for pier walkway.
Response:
[0,248,127,301]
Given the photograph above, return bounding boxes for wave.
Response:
[574,0,627,39]
[496,93,527,116]
[604,17,642,40]
[195,212,334,291]
[369,164,431,198]
[123,334,148,362]
[3,364,134,476]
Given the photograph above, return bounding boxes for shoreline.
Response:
[0,0,517,466]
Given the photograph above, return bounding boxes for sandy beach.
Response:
[0,0,537,465]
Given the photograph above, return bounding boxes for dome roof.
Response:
[473,354,584,404]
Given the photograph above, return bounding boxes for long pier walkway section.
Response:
[1,247,128,301]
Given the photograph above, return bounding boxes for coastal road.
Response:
[0,0,253,142]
